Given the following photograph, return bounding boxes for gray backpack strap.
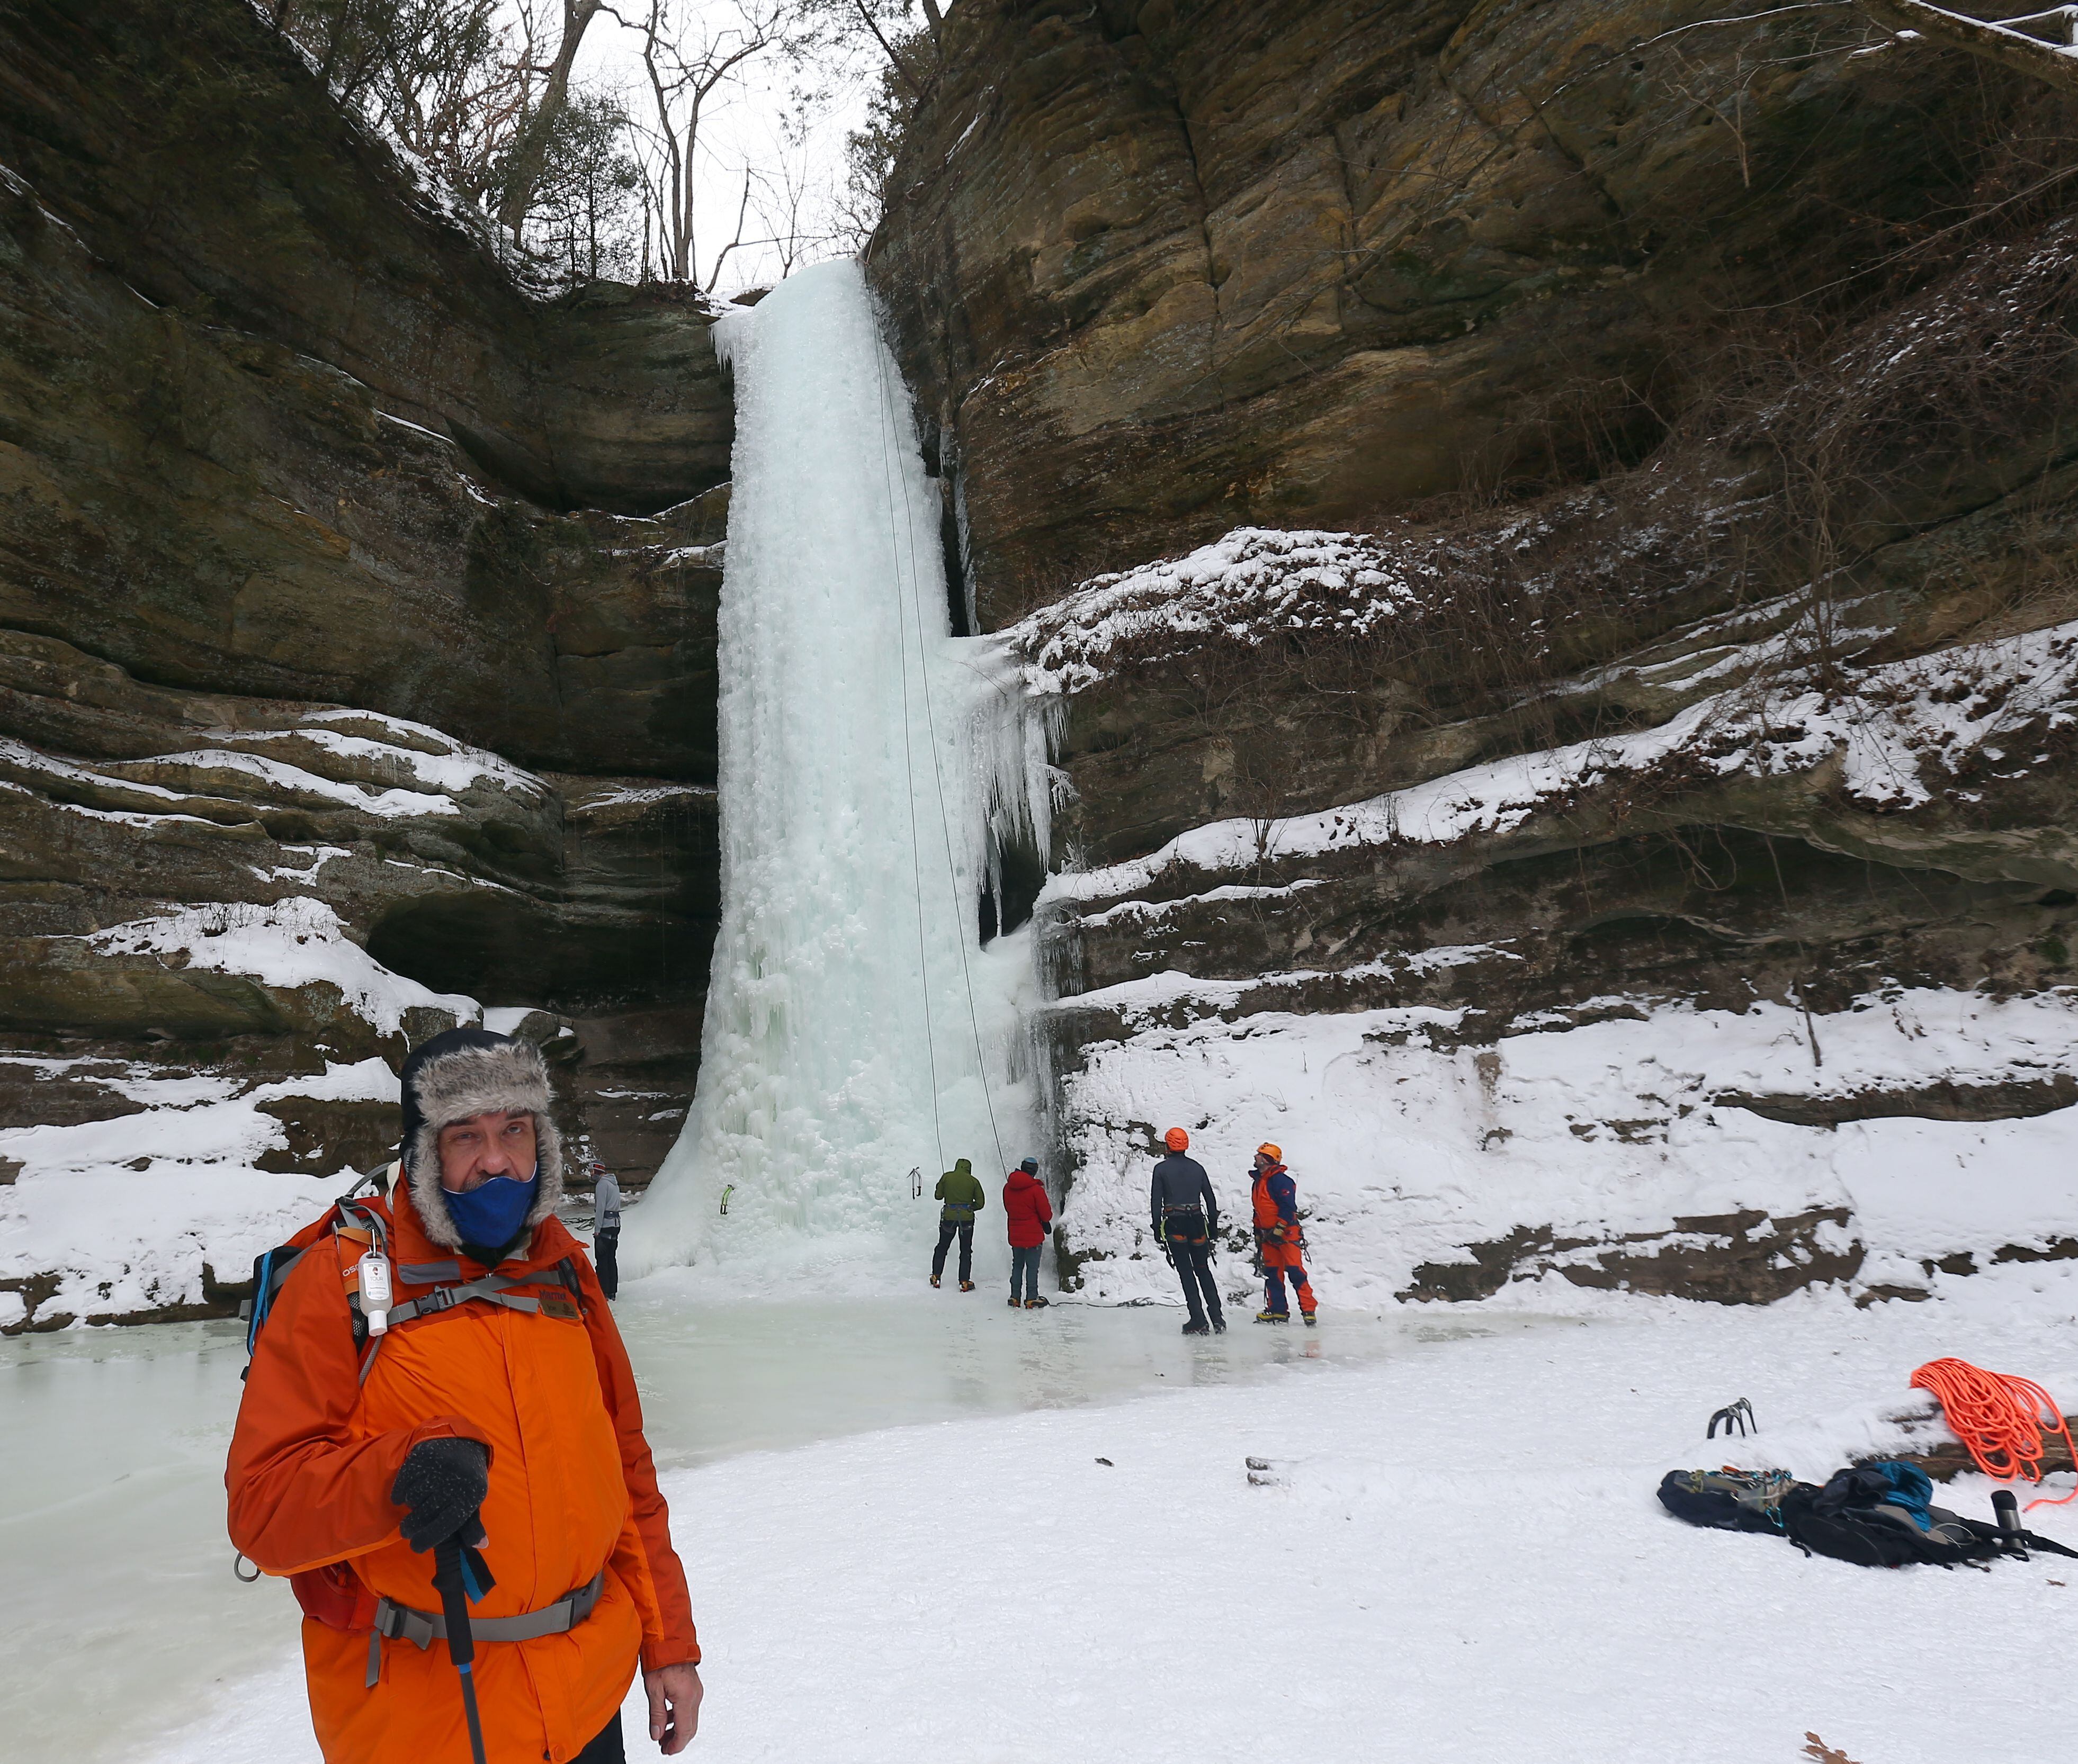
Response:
[388,1275,544,1327]
[366,1569,606,1682]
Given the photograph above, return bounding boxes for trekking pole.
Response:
[433,1528,491,1764]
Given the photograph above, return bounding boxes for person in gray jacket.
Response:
[590,1160,622,1299]
[1151,1127,1224,1335]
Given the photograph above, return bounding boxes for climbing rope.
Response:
[1910,1357,2078,1509]
[865,291,1009,1181]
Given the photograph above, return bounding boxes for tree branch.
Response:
[852,0,924,96]
[1857,0,2078,94]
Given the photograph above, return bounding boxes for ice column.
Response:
[628,260,1023,1281]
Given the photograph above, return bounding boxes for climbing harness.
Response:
[1910,1357,2078,1509]
[865,305,1010,1181]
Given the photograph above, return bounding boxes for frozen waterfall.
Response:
[626,260,1043,1287]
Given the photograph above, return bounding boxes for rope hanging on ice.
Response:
[1911,1357,2078,1509]
[866,295,1009,1182]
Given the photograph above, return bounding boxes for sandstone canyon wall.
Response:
[0,0,731,1326]
[8,0,2078,1325]
[868,0,2078,1306]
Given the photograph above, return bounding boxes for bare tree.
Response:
[617,0,810,285]
[1858,2,2078,93]
[750,107,843,277]
[802,0,942,89]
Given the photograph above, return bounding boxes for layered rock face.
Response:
[0,0,729,1327]
[872,1,2078,1306]
[872,0,1986,620]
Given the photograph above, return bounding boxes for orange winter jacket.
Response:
[227,1179,697,1764]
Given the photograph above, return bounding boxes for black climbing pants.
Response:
[933,1218,974,1283]
[575,1712,624,1762]
[594,1227,620,1300]
[1171,1240,1222,1326]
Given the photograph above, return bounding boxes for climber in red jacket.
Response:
[1003,1157,1054,1310]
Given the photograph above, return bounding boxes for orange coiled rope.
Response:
[1910,1357,2078,1510]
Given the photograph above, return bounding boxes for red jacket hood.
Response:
[1001,1170,1053,1247]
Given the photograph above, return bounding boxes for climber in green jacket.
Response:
[931,1157,986,1291]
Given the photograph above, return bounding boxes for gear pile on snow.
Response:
[1658,1460,2078,1569]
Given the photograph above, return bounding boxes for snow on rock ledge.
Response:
[89,898,478,1040]
[0,1052,408,1331]
[1001,528,1429,696]
[1047,617,2078,907]
[1049,986,2078,1311]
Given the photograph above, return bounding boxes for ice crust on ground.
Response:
[629,261,1038,1284]
[1051,981,2078,1309]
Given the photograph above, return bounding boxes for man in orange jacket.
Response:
[228,1027,702,1763]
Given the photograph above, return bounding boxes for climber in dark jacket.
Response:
[931,1156,985,1289]
[1151,1128,1224,1335]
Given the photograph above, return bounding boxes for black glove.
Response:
[391,1437,489,1553]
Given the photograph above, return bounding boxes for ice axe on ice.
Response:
[432,1520,496,1764]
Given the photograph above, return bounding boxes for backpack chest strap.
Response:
[355,1259,584,1382]
[388,1274,547,1326]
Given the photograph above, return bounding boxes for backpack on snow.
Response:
[1778,1462,2002,1569]
[1656,1467,1802,1535]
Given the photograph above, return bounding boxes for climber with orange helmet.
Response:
[1151,1127,1224,1335]
[1251,1143,1317,1326]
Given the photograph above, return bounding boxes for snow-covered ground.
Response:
[2,1287,1432,1764]
[77,1265,2078,1764]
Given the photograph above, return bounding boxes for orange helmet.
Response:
[1257,1143,1282,1164]
[1163,1127,1189,1151]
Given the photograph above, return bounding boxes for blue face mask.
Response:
[443,1168,539,1253]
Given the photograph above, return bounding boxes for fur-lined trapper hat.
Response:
[399,1026,565,1250]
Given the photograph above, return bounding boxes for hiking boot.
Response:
[1302,1312,1316,1328]
[1024,1297,1050,1309]
[1008,1297,1023,1308]
[1255,1310,1289,1324]
[930,1276,941,1288]
[1211,1316,1227,1334]
[1181,1319,1211,1336]
[959,1281,975,1292]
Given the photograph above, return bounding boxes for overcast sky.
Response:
[562,3,889,295]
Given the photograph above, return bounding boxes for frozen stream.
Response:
[1,1284,1496,1764]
